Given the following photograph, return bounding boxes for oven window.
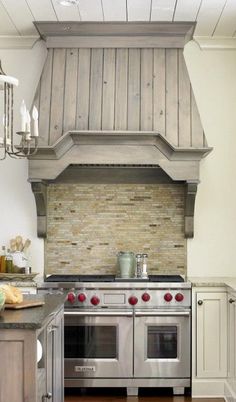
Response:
[65,325,117,359]
[147,326,177,359]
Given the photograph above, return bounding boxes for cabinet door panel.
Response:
[196,292,227,378]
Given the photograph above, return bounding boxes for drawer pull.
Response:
[42,392,52,400]
[229,298,236,304]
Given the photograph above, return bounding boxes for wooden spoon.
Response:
[15,236,23,251]
[22,239,31,252]
[10,239,16,253]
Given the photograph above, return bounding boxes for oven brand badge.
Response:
[75,366,96,372]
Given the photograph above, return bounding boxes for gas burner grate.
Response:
[45,274,116,282]
[149,275,184,282]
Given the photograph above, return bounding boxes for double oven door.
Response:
[134,310,191,378]
[64,308,190,380]
[64,310,133,379]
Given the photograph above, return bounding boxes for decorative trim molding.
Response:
[194,36,236,50]
[34,21,195,49]
[28,131,212,182]
[46,35,188,49]
[0,36,39,49]
[30,181,48,238]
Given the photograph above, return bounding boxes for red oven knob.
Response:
[128,296,138,306]
[142,292,150,302]
[164,292,173,302]
[67,292,76,304]
[90,296,100,306]
[175,293,184,302]
[78,293,86,302]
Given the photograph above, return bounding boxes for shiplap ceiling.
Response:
[0,0,236,49]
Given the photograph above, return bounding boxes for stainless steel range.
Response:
[41,274,191,396]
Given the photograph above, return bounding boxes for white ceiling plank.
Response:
[1,0,37,35]
[127,0,151,21]
[51,0,81,21]
[26,0,57,21]
[151,0,176,21]
[174,0,201,21]
[194,0,227,37]
[102,0,127,21]
[213,0,236,37]
[78,0,104,21]
[0,1,18,35]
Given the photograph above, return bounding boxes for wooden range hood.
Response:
[29,22,212,239]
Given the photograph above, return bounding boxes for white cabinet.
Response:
[194,289,227,378]
[227,292,236,395]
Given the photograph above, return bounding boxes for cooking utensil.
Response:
[22,239,31,252]
[9,239,16,253]
[15,236,23,251]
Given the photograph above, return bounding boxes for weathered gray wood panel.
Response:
[102,48,115,130]
[127,49,141,130]
[77,48,91,130]
[64,49,78,133]
[153,48,165,136]
[49,49,66,145]
[166,49,178,146]
[191,90,205,147]
[38,49,53,146]
[141,49,153,131]
[34,47,205,148]
[115,49,128,130]
[89,49,103,130]
[178,50,191,147]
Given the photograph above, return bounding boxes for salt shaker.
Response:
[141,254,148,278]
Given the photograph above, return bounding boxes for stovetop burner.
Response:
[45,274,184,283]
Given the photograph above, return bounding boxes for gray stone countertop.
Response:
[0,294,66,330]
[188,276,236,291]
[0,281,37,287]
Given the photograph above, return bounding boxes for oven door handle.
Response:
[64,311,133,317]
[135,311,190,317]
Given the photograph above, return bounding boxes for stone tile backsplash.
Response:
[45,183,186,275]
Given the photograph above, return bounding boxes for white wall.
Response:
[0,41,47,277]
[184,41,236,277]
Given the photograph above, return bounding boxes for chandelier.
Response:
[0,61,39,160]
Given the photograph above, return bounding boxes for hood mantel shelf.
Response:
[29,131,212,239]
[29,131,212,180]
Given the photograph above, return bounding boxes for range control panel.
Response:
[65,288,191,308]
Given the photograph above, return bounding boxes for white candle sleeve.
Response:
[20,100,27,132]
[32,106,39,137]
